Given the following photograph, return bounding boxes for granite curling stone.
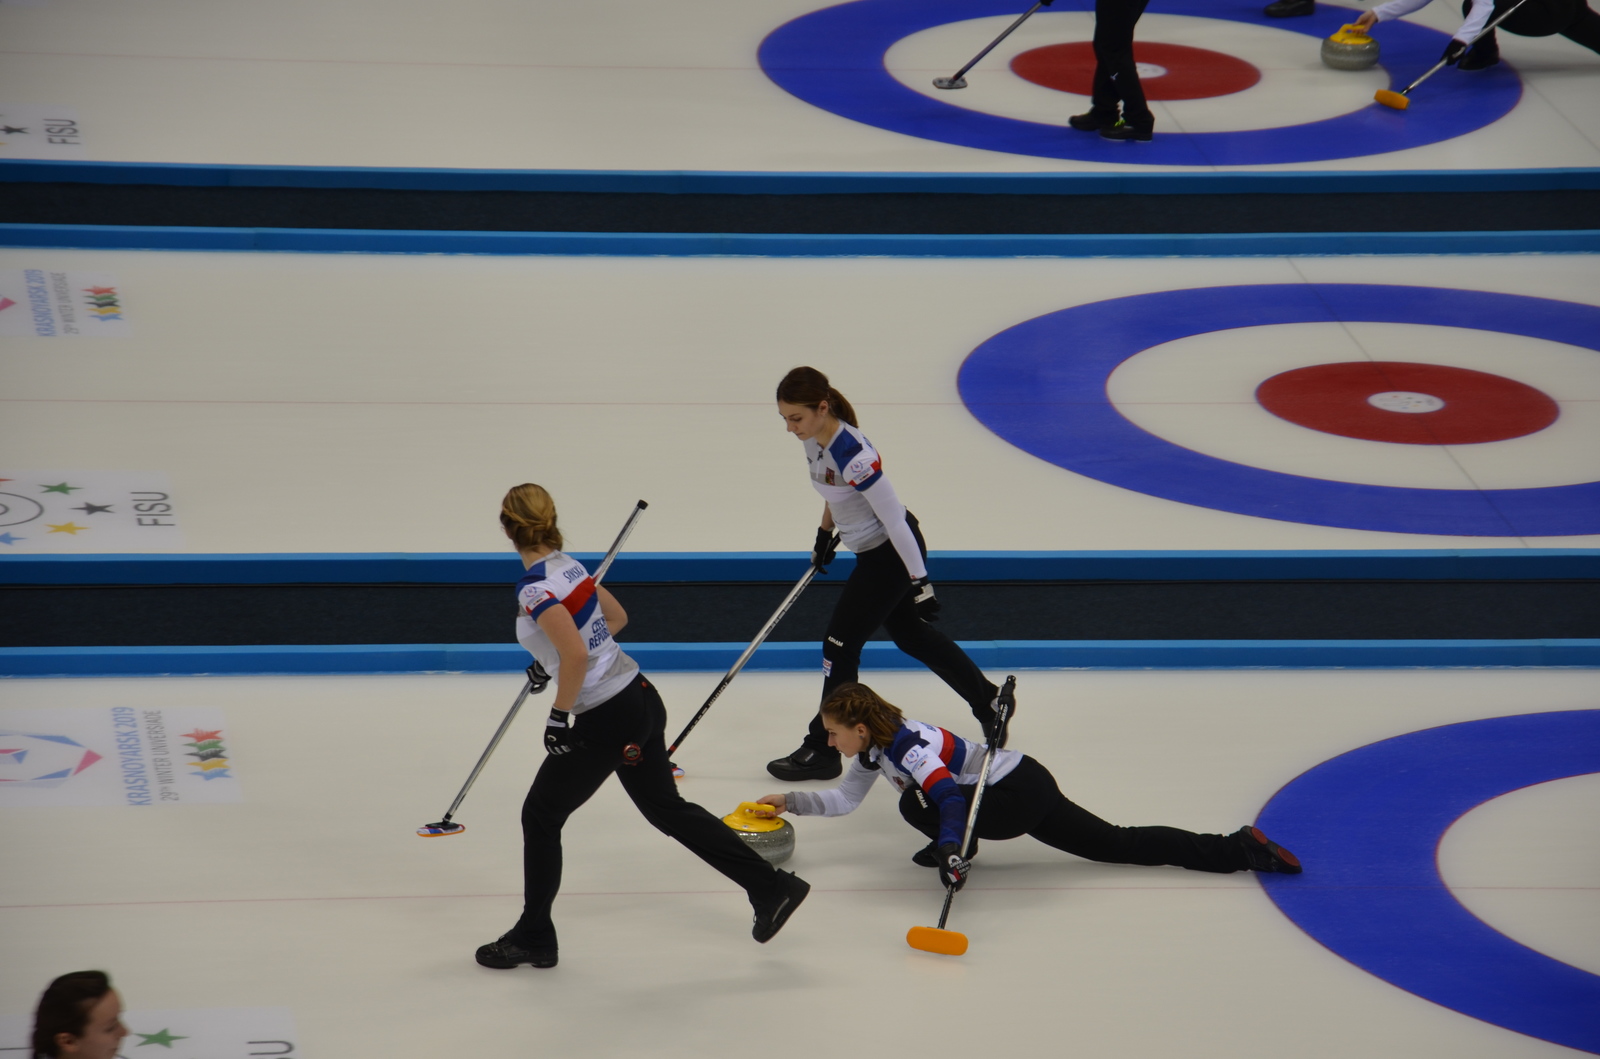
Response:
[723,802,795,865]
[1322,25,1380,70]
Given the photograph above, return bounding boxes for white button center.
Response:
[1135,62,1168,78]
[1368,391,1445,413]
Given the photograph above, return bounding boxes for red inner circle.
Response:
[1009,41,1261,101]
[1255,361,1559,445]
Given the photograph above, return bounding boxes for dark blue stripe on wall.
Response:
[3,639,1597,676]
[3,223,1598,258]
[6,550,1600,585]
[3,159,1599,194]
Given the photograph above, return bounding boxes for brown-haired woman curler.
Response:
[755,683,1302,900]
[766,367,1008,782]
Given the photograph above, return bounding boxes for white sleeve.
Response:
[859,474,928,580]
[1371,0,1433,21]
[785,758,880,817]
[1455,0,1495,40]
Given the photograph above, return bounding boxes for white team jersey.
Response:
[806,420,890,552]
[785,719,1022,847]
[513,551,638,713]
[1371,0,1494,41]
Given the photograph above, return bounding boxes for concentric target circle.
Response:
[1255,710,1600,1055]
[758,0,1522,165]
[956,284,1600,537]
[1255,361,1560,444]
[0,492,44,528]
[1010,41,1260,100]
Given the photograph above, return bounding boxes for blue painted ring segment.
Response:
[757,0,1521,166]
[1255,711,1600,1053]
[957,283,1600,536]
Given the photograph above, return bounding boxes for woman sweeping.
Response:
[765,366,1008,782]
[475,483,809,970]
[757,683,1301,893]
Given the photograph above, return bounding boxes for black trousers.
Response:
[1090,0,1154,127]
[1465,0,1600,52]
[802,512,998,753]
[515,675,780,947]
[897,756,1251,873]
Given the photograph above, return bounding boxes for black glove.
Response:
[938,842,971,892]
[526,660,552,694]
[812,527,838,572]
[910,576,941,621]
[1441,38,1468,64]
[544,708,577,756]
[977,675,1018,747]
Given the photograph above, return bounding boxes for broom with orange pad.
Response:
[1374,0,1528,109]
[906,675,1016,957]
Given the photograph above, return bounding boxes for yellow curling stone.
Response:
[723,802,795,865]
[1322,25,1381,70]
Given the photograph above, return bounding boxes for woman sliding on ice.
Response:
[754,682,1301,899]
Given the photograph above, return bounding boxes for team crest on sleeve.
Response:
[843,454,880,486]
[521,587,552,614]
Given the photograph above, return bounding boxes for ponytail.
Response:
[499,483,563,553]
[776,366,858,428]
[820,683,904,749]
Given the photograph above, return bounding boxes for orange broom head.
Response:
[907,926,969,956]
[1375,89,1409,110]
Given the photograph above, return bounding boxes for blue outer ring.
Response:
[757,0,1522,166]
[1255,711,1600,1054]
[956,283,1600,537]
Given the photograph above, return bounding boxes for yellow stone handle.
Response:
[1330,23,1374,42]
[724,801,787,832]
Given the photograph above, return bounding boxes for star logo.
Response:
[181,729,223,743]
[85,286,116,295]
[46,523,87,535]
[72,502,114,515]
[0,533,23,545]
[195,768,232,780]
[133,1028,188,1048]
[40,482,81,494]
[0,126,27,135]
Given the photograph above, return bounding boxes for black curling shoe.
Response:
[914,839,978,867]
[475,933,559,969]
[1458,37,1500,69]
[752,870,811,943]
[1235,826,1302,874]
[1068,110,1119,132]
[1264,0,1314,15]
[1100,120,1154,142]
[766,746,842,781]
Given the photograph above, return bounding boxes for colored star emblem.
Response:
[181,729,223,743]
[0,126,26,135]
[40,482,81,494]
[46,523,87,535]
[85,286,116,295]
[133,1028,188,1048]
[0,533,22,545]
[195,768,232,780]
[72,502,114,515]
